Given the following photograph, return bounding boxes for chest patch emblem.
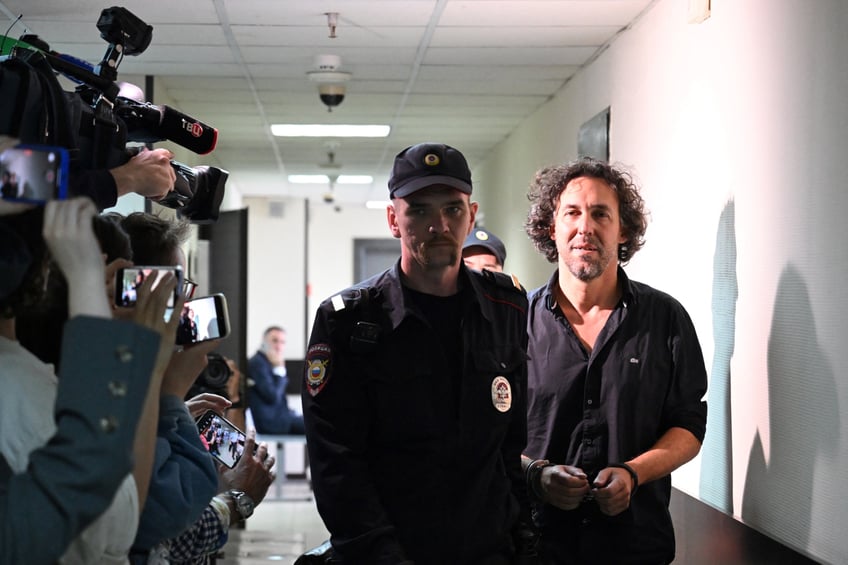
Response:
[306,343,332,397]
[491,376,512,413]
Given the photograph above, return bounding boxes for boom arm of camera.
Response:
[42,51,120,104]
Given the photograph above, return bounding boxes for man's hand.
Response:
[110,147,176,201]
[540,464,592,511]
[185,393,232,420]
[592,466,634,516]
[219,430,275,508]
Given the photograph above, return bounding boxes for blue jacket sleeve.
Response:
[132,395,218,551]
[0,316,159,565]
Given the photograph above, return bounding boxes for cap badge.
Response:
[475,230,489,241]
[306,343,332,397]
[491,376,512,413]
[424,153,440,166]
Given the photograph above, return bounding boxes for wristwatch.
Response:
[228,489,255,520]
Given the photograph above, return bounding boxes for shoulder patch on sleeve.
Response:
[305,343,332,397]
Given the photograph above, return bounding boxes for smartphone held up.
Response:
[196,409,248,468]
[175,293,230,346]
[0,144,69,204]
[115,265,184,310]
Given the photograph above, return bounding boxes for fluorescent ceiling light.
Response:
[365,200,390,209]
[271,124,390,138]
[288,175,329,184]
[337,175,373,184]
[288,175,375,185]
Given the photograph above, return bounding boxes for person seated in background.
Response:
[462,226,507,273]
[247,326,305,435]
[0,196,181,563]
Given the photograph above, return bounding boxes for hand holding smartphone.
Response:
[175,293,230,346]
[115,266,184,310]
[0,144,69,204]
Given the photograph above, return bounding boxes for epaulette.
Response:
[327,285,384,314]
[482,269,526,295]
[326,286,383,353]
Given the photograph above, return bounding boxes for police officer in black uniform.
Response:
[302,142,534,564]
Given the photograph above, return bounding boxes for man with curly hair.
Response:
[522,158,708,564]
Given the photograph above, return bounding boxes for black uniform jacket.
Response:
[302,261,529,565]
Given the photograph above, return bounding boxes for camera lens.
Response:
[198,353,232,388]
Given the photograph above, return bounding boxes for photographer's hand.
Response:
[185,393,232,420]
[130,270,183,509]
[132,269,182,385]
[110,147,176,201]
[219,430,275,517]
[160,339,221,399]
[42,198,110,319]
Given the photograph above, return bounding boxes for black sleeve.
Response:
[301,304,410,564]
[69,168,119,211]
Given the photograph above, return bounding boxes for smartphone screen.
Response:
[115,266,183,311]
[0,145,69,203]
[176,293,230,346]
[196,409,246,468]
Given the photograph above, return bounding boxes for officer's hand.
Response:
[541,464,592,511]
[593,466,633,516]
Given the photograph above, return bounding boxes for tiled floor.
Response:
[217,479,329,564]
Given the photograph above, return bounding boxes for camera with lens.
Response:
[0,6,227,223]
[187,352,234,400]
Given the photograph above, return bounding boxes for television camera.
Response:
[0,6,227,222]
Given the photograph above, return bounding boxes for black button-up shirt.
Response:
[525,267,707,564]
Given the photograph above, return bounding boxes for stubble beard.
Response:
[564,241,615,282]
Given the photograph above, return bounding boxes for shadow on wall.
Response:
[741,264,840,555]
[699,199,737,514]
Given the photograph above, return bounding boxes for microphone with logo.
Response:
[118,101,219,155]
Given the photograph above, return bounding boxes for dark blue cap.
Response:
[463,227,506,266]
